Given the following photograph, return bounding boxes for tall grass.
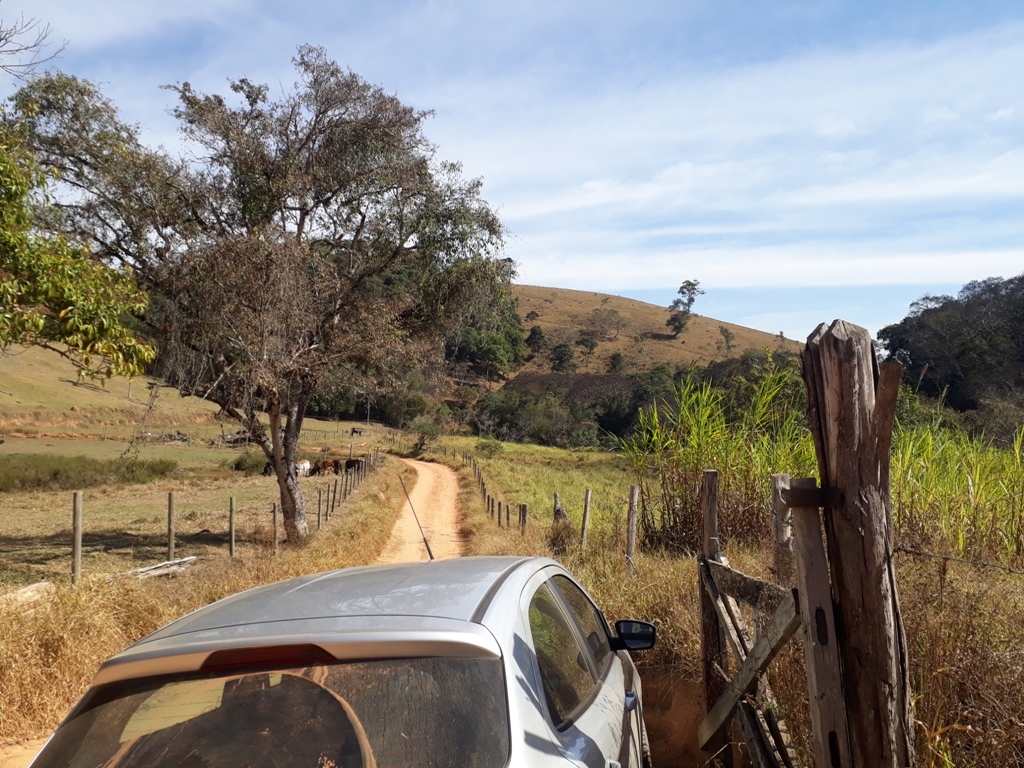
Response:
[615,360,1024,562]
[0,454,178,492]
[617,362,815,551]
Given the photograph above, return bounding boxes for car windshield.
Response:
[33,657,509,768]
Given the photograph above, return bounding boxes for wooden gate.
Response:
[697,320,914,768]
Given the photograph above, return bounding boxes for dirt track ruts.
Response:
[378,459,463,562]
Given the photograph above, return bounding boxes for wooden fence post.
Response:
[789,476,852,768]
[318,489,323,525]
[802,320,913,767]
[72,491,82,584]
[331,478,339,517]
[272,503,278,554]
[167,492,175,561]
[699,469,732,767]
[770,474,794,587]
[580,488,592,549]
[625,485,639,570]
[229,497,236,557]
[519,503,528,535]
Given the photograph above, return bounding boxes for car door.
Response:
[549,574,643,768]
[524,569,630,768]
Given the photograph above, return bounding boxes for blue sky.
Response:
[5,0,1024,341]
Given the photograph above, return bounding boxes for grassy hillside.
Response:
[0,346,219,435]
[514,284,800,373]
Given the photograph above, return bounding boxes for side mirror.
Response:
[610,620,656,651]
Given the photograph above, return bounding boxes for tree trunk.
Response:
[265,395,309,542]
[802,320,914,768]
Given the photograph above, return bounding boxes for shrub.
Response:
[0,455,177,492]
[225,451,267,475]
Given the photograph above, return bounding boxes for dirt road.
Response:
[378,459,463,562]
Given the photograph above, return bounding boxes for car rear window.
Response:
[33,657,509,768]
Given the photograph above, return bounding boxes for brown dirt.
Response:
[377,459,463,562]
[0,738,47,768]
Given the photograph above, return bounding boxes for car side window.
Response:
[552,575,614,675]
[528,581,596,726]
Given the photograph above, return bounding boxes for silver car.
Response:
[30,556,656,768]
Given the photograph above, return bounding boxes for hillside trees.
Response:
[10,48,508,540]
[879,275,1024,419]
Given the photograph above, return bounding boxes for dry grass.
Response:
[514,284,800,374]
[0,457,412,741]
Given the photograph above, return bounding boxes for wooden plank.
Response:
[698,470,732,767]
[702,559,798,767]
[698,590,801,750]
[770,473,794,587]
[790,477,852,768]
[72,491,83,585]
[706,560,788,614]
[802,322,914,767]
[626,485,638,569]
[580,488,592,549]
[735,702,784,768]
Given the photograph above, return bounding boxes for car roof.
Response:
[145,556,533,640]
[92,556,551,686]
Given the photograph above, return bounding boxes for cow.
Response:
[262,462,273,476]
[345,458,364,471]
[350,427,366,437]
[310,460,325,476]
[295,460,311,477]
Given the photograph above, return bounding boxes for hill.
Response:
[513,284,799,373]
[0,346,219,436]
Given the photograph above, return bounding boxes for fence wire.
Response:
[894,543,1024,577]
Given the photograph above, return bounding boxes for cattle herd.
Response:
[262,458,365,477]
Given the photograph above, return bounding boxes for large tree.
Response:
[10,47,508,540]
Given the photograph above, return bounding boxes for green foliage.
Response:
[576,333,598,359]
[225,451,267,475]
[550,343,576,373]
[475,436,504,458]
[525,324,547,353]
[0,454,176,492]
[409,416,442,455]
[0,131,154,379]
[617,358,817,551]
[590,307,627,339]
[607,352,626,374]
[879,275,1024,423]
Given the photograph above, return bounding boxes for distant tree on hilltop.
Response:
[666,279,703,337]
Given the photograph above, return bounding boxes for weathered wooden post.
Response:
[802,320,913,767]
[770,473,794,587]
[272,503,278,554]
[699,469,732,767]
[625,485,639,570]
[519,503,528,535]
[167,492,176,561]
[787,476,852,768]
[331,478,339,517]
[580,488,592,549]
[229,497,236,557]
[72,491,83,584]
[318,489,323,525]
